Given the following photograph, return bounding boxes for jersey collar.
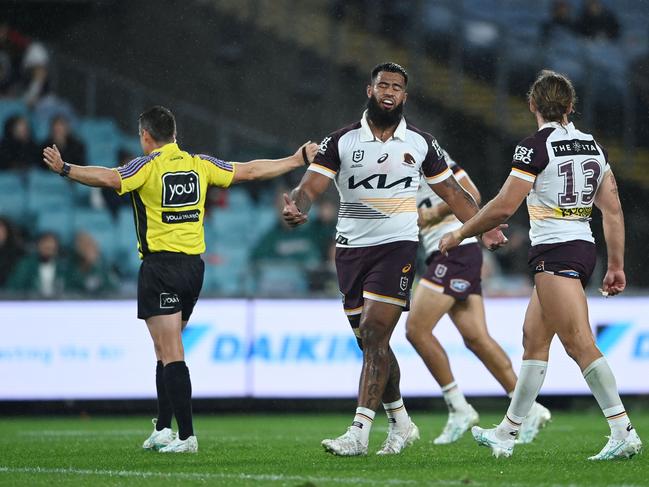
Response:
[359,110,407,142]
[540,121,574,132]
[155,142,179,153]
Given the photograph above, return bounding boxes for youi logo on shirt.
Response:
[162,171,200,207]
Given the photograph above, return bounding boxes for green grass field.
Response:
[0,411,646,486]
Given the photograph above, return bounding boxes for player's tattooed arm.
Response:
[429,176,479,223]
[595,169,625,277]
[290,186,313,214]
[282,171,332,227]
[420,174,481,228]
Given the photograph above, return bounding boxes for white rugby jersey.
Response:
[510,121,610,246]
[308,111,452,247]
[416,149,478,257]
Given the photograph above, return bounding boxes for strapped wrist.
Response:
[59,162,71,177]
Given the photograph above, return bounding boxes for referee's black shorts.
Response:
[137,252,204,321]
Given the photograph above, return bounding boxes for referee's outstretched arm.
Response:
[43,141,319,189]
[43,144,121,189]
[230,142,318,183]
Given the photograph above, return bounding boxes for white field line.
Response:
[0,466,645,487]
[24,430,144,437]
[0,466,444,485]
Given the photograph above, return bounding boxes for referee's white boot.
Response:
[142,419,175,451]
[159,435,198,453]
[376,419,420,455]
[321,428,368,456]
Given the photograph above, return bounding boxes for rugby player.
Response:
[407,150,550,444]
[282,62,507,456]
[440,70,643,460]
[43,106,318,453]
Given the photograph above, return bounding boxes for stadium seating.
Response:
[35,209,74,244]
[0,100,28,130]
[77,119,120,166]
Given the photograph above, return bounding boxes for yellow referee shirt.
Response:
[115,142,235,257]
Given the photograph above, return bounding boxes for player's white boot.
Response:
[142,419,175,451]
[517,402,551,444]
[159,435,198,453]
[321,428,368,456]
[434,405,480,444]
[376,420,420,455]
[588,429,642,460]
[471,426,515,458]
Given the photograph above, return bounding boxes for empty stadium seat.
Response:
[26,191,73,220]
[255,261,308,296]
[35,209,74,244]
[27,169,69,193]
[77,119,120,166]
[0,100,28,130]
[0,190,26,221]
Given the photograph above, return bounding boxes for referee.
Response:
[43,106,318,453]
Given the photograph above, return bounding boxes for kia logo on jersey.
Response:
[162,171,200,207]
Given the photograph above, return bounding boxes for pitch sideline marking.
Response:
[0,466,447,485]
[1,466,644,487]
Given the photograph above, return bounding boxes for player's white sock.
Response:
[583,356,630,440]
[352,407,375,445]
[497,360,547,441]
[382,398,410,432]
[441,381,471,413]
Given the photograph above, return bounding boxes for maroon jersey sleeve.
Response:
[421,134,451,184]
[510,128,552,181]
[308,132,342,179]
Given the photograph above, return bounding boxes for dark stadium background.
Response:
[1,0,648,416]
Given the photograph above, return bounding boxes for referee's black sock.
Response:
[163,361,194,440]
[155,360,173,431]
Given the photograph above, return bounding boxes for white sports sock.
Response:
[441,381,471,413]
[497,360,547,441]
[383,398,410,432]
[583,357,630,440]
[351,407,375,445]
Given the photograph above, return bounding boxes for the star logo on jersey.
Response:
[573,141,582,152]
[403,153,415,165]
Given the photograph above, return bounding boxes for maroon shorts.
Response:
[420,243,483,300]
[528,239,596,288]
[335,241,418,315]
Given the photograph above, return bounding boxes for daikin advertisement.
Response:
[1,298,647,399]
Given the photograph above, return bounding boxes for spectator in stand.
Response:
[309,199,338,259]
[0,216,24,287]
[541,0,578,41]
[6,231,66,297]
[21,42,49,107]
[0,114,40,170]
[64,232,117,296]
[0,21,30,96]
[575,0,620,41]
[40,115,86,168]
[252,190,321,276]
